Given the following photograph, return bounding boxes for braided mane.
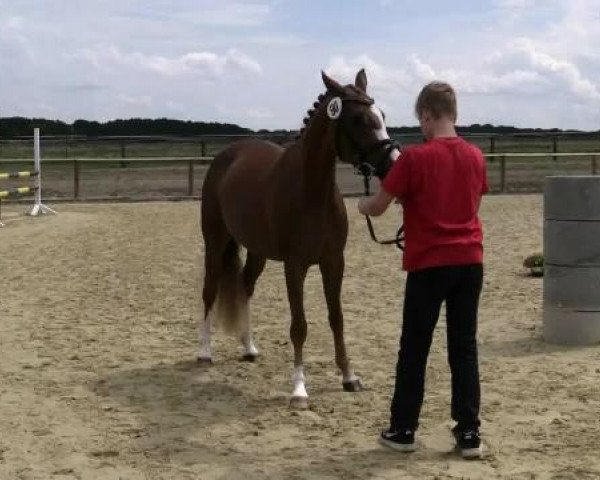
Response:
[295,93,326,140]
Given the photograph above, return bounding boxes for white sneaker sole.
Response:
[378,436,416,453]
[461,446,483,459]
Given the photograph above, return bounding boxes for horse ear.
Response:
[355,68,367,93]
[321,70,344,95]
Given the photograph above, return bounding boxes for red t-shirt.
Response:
[382,137,488,272]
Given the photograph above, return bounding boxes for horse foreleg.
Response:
[320,254,362,392]
[285,261,309,409]
[240,253,266,361]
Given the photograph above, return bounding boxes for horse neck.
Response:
[297,108,337,198]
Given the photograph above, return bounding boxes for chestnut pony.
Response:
[199,69,399,408]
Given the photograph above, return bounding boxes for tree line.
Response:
[0,117,253,137]
[0,116,593,137]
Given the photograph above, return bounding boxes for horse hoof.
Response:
[197,356,213,365]
[289,396,309,410]
[241,353,258,362]
[343,378,363,392]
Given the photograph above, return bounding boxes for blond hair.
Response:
[415,81,457,122]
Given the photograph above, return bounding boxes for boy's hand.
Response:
[357,197,371,215]
[357,189,395,217]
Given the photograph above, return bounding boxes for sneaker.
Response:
[378,428,416,452]
[452,426,482,459]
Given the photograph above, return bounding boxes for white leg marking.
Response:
[198,308,214,361]
[292,366,308,399]
[240,301,259,357]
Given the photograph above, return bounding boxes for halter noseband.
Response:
[333,96,405,250]
[333,96,399,179]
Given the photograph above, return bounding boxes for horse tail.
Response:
[216,239,246,335]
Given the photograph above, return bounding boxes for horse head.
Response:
[320,69,399,180]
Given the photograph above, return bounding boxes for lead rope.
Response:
[359,163,405,250]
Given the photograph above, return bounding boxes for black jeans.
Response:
[390,264,483,432]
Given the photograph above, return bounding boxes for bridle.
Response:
[356,160,405,251]
[333,96,405,250]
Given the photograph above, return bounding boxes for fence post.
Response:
[201,141,206,157]
[65,135,69,159]
[552,136,558,161]
[188,159,194,196]
[593,155,598,175]
[120,140,126,158]
[490,136,495,154]
[73,160,80,199]
[500,155,506,193]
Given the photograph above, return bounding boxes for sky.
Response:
[1,0,600,130]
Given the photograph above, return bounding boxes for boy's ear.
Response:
[418,109,431,123]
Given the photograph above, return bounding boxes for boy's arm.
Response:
[477,153,489,210]
[358,189,395,217]
[357,149,411,217]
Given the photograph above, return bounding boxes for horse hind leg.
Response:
[199,169,230,363]
[200,236,250,362]
[239,252,266,361]
[199,241,223,363]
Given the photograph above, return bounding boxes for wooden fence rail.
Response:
[0,153,599,201]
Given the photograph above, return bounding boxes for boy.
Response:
[358,81,488,459]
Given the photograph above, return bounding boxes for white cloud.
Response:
[225,49,263,74]
[326,55,412,93]
[72,45,262,78]
[2,0,600,130]
[327,53,548,98]
[404,53,549,96]
[407,55,436,82]
[324,41,600,129]
[488,38,600,101]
